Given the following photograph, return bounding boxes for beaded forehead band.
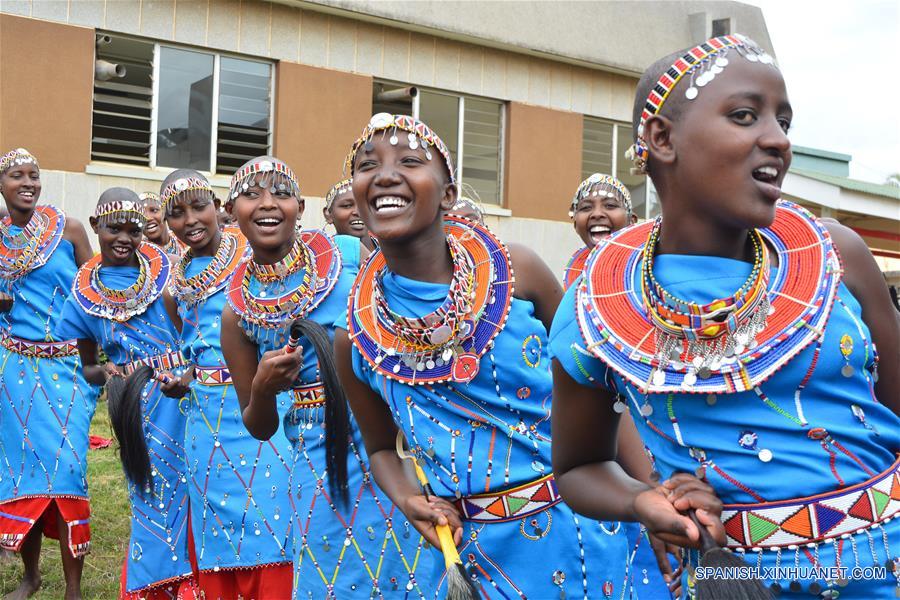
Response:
[569,173,632,217]
[0,148,38,174]
[626,34,776,174]
[139,192,160,205]
[345,113,457,186]
[93,198,146,228]
[160,176,214,215]
[229,158,300,201]
[324,178,353,212]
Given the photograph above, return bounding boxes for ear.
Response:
[322,205,333,224]
[296,197,306,220]
[213,197,221,211]
[439,182,458,212]
[224,200,234,216]
[643,114,676,169]
[630,213,639,225]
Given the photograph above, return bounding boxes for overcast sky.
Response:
[747,0,899,183]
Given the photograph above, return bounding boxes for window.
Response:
[92,34,273,175]
[581,116,657,220]
[372,82,505,205]
[712,18,732,37]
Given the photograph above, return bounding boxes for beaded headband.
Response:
[626,34,776,174]
[0,148,39,174]
[569,173,632,217]
[93,198,147,228]
[139,191,160,207]
[344,113,457,186]
[229,158,300,201]
[160,176,214,216]
[324,178,353,212]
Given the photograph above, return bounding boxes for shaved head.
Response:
[97,187,139,207]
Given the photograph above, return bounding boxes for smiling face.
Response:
[93,219,143,268]
[0,162,41,218]
[166,193,221,257]
[572,189,631,247]
[143,200,168,244]
[231,185,303,263]
[351,136,456,244]
[656,57,793,230]
[325,190,368,238]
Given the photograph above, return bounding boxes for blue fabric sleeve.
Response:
[548,284,610,389]
[334,234,361,272]
[55,296,96,342]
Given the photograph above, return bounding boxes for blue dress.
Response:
[176,248,294,575]
[0,208,98,557]
[230,232,432,599]
[57,264,192,594]
[550,252,900,599]
[347,270,632,600]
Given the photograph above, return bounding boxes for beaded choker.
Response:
[227,229,341,335]
[640,220,771,388]
[171,232,249,307]
[575,200,841,394]
[247,232,310,284]
[348,215,513,385]
[72,242,171,322]
[563,246,591,291]
[0,205,65,281]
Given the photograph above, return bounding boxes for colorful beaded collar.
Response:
[161,235,186,258]
[227,229,341,332]
[348,215,514,385]
[72,242,171,322]
[171,231,249,307]
[563,246,592,291]
[575,200,841,394]
[0,205,65,281]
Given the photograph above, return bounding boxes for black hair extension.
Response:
[289,318,351,507]
[107,366,154,492]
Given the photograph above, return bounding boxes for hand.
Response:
[103,362,123,379]
[158,370,191,398]
[648,531,684,596]
[402,494,464,550]
[633,474,724,549]
[253,348,303,395]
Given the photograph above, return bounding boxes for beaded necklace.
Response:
[72,242,170,322]
[227,230,341,336]
[171,232,248,307]
[563,246,591,291]
[640,219,772,387]
[162,235,186,257]
[575,200,841,394]
[247,232,309,283]
[348,216,514,385]
[0,205,65,281]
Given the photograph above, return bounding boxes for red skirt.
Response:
[0,496,91,557]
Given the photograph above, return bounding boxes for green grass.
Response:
[0,401,131,597]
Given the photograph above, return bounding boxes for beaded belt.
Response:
[291,382,325,409]
[121,351,186,376]
[722,455,900,550]
[193,366,232,386]
[454,474,561,523]
[0,332,78,358]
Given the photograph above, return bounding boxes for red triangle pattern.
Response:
[723,513,745,545]
[530,483,553,503]
[848,492,874,522]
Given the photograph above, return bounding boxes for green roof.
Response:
[792,145,852,162]
[790,168,900,200]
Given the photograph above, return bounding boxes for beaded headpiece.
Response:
[139,192,161,206]
[626,34,776,174]
[569,173,632,217]
[160,176,214,216]
[344,113,457,186]
[324,178,353,212]
[0,148,39,174]
[229,158,300,201]
[93,198,146,228]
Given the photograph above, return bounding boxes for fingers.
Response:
[404,495,466,549]
[694,507,727,546]
[648,533,674,582]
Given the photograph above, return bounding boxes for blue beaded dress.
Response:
[550,207,900,598]
[229,232,432,599]
[57,253,192,595]
[0,207,98,557]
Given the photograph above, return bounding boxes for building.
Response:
[3,0,774,274]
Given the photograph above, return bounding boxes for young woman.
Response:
[219,156,431,598]
[335,113,634,598]
[162,169,294,597]
[323,177,375,251]
[563,173,635,290]
[142,191,185,257]
[0,148,97,600]
[550,34,900,598]
[56,188,193,599]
